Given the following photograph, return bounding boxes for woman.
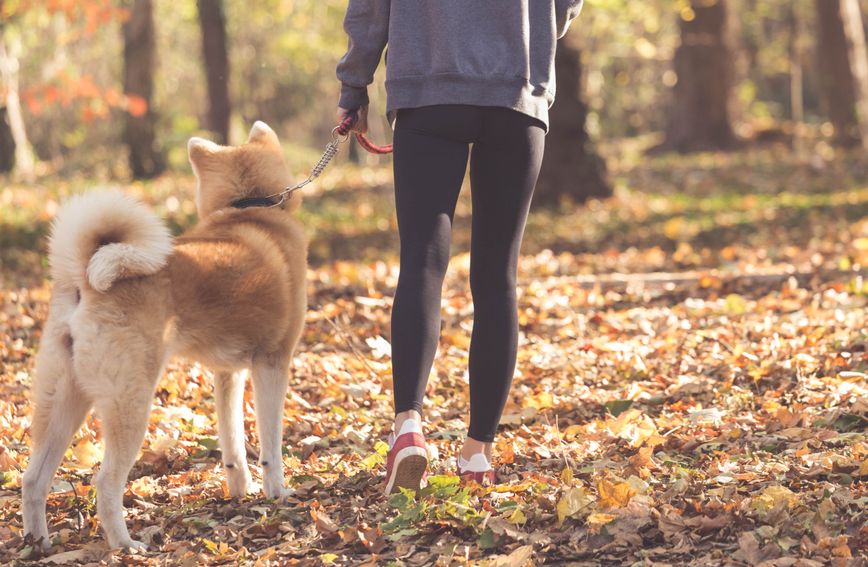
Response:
[336,0,583,493]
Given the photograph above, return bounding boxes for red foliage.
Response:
[10,0,131,124]
[23,75,147,122]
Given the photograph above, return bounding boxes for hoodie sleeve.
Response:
[336,0,391,110]
[555,0,584,39]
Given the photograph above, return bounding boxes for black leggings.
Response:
[390,105,545,443]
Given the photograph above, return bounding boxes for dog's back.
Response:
[166,208,307,369]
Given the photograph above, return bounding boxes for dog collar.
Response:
[230,195,283,209]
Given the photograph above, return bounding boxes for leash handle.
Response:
[337,108,394,155]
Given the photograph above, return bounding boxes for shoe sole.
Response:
[385,446,428,495]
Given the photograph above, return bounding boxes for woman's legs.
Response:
[390,105,545,465]
[391,106,478,433]
[463,108,545,457]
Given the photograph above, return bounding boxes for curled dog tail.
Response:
[49,191,173,292]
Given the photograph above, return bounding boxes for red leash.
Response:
[336,111,393,155]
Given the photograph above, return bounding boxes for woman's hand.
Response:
[336,105,369,134]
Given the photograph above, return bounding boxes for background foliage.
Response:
[0,0,867,565]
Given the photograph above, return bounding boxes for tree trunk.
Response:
[0,108,14,173]
[661,0,737,152]
[197,0,231,145]
[122,0,162,178]
[789,3,804,153]
[535,40,610,206]
[839,0,868,150]
[816,0,861,146]
[0,20,35,180]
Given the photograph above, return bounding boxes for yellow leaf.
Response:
[607,410,663,449]
[724,293,747,315]
[490,481,534,494]
[607,409,642,436]
[524,391,555,409]
[71,439,100,469]
[623,415,664,449]
[751,485,798,516]
[508,507,528,525]
[587,512,617,527]
[557,487,591,523]
[130,476,157,497]
[322,553,339,565]
[858,459,868,477]
[562,424,585,440]
[597,479,636,509]
[663,216,686,239]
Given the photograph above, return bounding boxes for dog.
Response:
[21,122,308,550]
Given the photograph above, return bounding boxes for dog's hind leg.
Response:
[86,337,162,550]
[215,370,253,497]
[92,388,156,551]
[21,358,92,551]
[251,353,290,499]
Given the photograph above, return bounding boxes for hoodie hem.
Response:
[385,74,552,132]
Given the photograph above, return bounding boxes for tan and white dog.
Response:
[21,122,308,550]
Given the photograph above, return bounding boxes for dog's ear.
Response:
[188,137,222,167]
[247,121,280,147]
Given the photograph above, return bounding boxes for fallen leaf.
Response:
[489,545,533,567]
[597,479,636,509]
[557,486,592,523]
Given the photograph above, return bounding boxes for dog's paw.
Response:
[114,538,148,553]
[263,485,295,501]
[23,532,51,553]
[262,478,286,500]
[225,465,253,498]
[24,536,51,554]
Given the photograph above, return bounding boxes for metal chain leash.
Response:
[260,111,391,208]
[261,123,351,207]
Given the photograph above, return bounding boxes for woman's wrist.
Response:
[338,84,369,112]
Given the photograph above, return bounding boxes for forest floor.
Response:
[1,141,867,565]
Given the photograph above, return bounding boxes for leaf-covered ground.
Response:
[1,143,867,565]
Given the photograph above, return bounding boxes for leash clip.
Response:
[332,125,352,144]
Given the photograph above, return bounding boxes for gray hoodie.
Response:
[336,0,583,130]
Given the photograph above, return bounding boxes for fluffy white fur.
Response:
[49,191,173,292]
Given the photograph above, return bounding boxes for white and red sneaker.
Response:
[384,419,428,495]
[457,453,497,485]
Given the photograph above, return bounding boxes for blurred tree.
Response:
[816,0,861,146]
[197,0,231,144]
[0,109,13,172]
[838,0,868,150]
[123,0,163,178]
[0,8,35,180]
[788,3,808,153]
[661,0,737,152]
[536,40,610,205]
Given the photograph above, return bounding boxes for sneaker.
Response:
[457,453,496,485]
[384,419,428,495]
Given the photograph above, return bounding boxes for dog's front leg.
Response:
[215,370,253,497]
[251,354,290,499]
